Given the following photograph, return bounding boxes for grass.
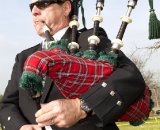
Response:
[117,116,160,130]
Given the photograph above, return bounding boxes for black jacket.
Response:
[0,28,145,130]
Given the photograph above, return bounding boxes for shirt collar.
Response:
[42,26,69,49]
[53,26,69,41]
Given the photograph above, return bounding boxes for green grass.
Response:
[117,116,160,130]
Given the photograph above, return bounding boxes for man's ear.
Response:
[63,1,72,17]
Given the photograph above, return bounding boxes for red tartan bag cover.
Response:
[20,48,151,124]
[22,48,113,98]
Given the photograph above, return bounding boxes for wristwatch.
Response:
[80,99,92,115]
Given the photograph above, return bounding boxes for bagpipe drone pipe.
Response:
[19,0,152,126]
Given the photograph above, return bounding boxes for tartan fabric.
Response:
[23,48,150,122]
[24,48,113,98]
[118,85,151,122]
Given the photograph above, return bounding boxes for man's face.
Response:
[31,0,71,37]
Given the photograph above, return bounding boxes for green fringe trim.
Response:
[73,51,83,57]
[47,39,70,53]
[98,51,118,65]
[82,50,97,60]
[19,71,43,93]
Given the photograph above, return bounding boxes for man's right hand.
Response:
[19,124,42,130]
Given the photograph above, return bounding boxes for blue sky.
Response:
[0,0,160,94]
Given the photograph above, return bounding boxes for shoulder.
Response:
[20,43,41,55]
[16,43,41,63]
[18,43,41,56]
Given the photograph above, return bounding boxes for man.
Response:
[0,0,146,130]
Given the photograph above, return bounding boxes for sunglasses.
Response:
[29,1,59,11]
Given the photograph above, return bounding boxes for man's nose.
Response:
[32,5,41,16]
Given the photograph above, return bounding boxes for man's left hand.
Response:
[35,98,87,128]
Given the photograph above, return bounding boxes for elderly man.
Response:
[0,0,146,130]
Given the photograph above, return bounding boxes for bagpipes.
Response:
[20,0,152,126]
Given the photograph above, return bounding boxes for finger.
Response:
[35,109,43,118]
[20,125,42,130]
[35,102,57,117]
[33,125,42,130]
[38,119,53,127]
[35,107,51,118]
[36,110,57,123]
[38,114,63,127]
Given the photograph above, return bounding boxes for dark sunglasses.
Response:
[29,1,58,11]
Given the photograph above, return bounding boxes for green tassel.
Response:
[47,39,69,53]
[148,0,160,39]
[19,71,43,93]
[149,11,160,39]
[82,50,97,60]
[98,51,118,65]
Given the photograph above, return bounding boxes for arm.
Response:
[80,50,146,125]
[35,28,145,128]
[0,54,30,130]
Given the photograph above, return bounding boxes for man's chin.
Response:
[35,27,44,36]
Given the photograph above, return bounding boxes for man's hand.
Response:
[35,98,87,128]
[19,124,42,130]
